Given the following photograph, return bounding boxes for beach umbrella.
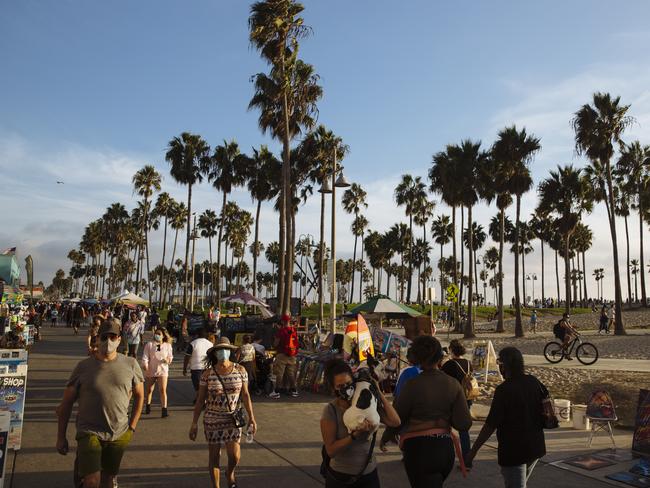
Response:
[109,291,149,306]
[346,294,422,319]
[222,292,273,318]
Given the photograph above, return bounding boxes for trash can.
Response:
[553,399,571,422]
[572,404,590,430]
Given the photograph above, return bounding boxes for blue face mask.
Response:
[216,349,230,362]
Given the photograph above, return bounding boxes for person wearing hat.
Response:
[189,337,256,488]
[56,318,145,488]
[268,314,299,399]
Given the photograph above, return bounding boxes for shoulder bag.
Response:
[453,360,480,401]
[214,366,247,429]
[536,378,559,429]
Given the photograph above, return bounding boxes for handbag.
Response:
[453,360,480,401]
[214,367,247,429]
[537,379,559,429]
[320,403,377,484]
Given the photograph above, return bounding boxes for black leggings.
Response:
[403,436,455,488]
[325,468,380,488]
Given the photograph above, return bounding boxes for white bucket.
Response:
[572,404,590,430]
[554,399,571,423]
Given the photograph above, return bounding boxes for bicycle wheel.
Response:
[543,341,564,364]
[576,342,599,365]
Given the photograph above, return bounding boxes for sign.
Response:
[471,340,501,383]
[446,283,459,303]
[343,315,374,362]
[0,411,10,486]
[0,374,27,450]
[427,287,436,302]
[633,389,650,455]
[0,350,27,375]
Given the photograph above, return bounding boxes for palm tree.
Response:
[413,196,435,303]
[249,2,322,314]
[491,125,541,337]
[202,140,247,306]
[245,145,281,297]
[342,183,368,303]
[537,165,592,314]
[573,222,593,306]
[530,211,552,306]
[394,175,428,303]
[431,215,453,306]
[351,215,369,303]
[265,241,281,295]
[198,209,219,302]
[464,222,487,298]
[132,165,162,301]
[613,187,633,306]
[386,223,410,301]
[162,201,187,306]
[153,192,175,305]
[573,93,633,333]
[483,247,499,305]
[630,259,640,302]
[617,141,650,307]
[165,132,210,308]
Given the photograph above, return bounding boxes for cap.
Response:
[210,337,239,351]
[98,318,121,338]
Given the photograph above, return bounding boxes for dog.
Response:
[342,367,381,434]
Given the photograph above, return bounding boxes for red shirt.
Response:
[276,326,298,357]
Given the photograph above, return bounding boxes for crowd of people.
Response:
[49,298,553,488]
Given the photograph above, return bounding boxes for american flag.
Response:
[0,247,16,255]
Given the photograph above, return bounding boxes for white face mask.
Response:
[99,337,119,355]
[216,349,230,362]
[154,334,163,342]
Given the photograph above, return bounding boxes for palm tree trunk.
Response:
[541,239,545,305]
[440,243,444,307]
[252,200,261,298]
[452,206,459,331]
[465,205,475,338]
[474,251,479,298]
[604,161,625,333]
[640,208,647,306]
[319,192,325,325]
[522,248,526,306]
[101,249,107,298]
[143,199,152,303]
[459,207,465,308]
[496,208,505,333]
[183,184,192,308]
[625,215,632,307]
[350,231,358,303]
[216,192,227,307]
[159,215,168,305]
[208,236,213,302]
[283,206,296,313]
[555,250,560,304]
[359,231,365,304]
[514,196,524,337]
[582,251,588,304]
[407,215,413,303]
[564,234,571,314]
[165,227,180,307]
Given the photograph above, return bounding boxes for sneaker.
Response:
[290,390,299,398]
[162,407,169,418]
[268,392,280,399]
[144,404,151,415]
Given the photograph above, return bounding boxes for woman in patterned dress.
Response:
[189,337,257,488]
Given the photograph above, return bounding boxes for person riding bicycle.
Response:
[558,313,577,360]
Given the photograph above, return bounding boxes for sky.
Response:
[1,0,650,302]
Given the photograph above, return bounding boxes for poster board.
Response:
[0,350,27,375]
[0,411,9,487]
[633,388,650,456]
[343,315,375,361]
[0,373,26,450]
[471,341,502,383]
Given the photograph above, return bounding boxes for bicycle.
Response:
[543,332,599,365]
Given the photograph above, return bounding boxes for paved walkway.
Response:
[10,327,642,487]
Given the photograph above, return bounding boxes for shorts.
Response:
[76,429,133,477]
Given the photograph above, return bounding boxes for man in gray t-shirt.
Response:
[57,318,144,488]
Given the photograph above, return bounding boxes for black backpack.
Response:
[552,320,563,338]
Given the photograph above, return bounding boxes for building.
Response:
[0,249,20,287]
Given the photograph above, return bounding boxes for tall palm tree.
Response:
[245,145,281,297]
[351,215,369,303]
[198,209,219,302]
[483,246,499,305]
[163,201,187,306]
[202,140,247,306]
[132,165,162,301]
[530,211,552,306]
[394,175,428,303]
[573,222,593,306]
[342,183,368,303]
[464,222,487,297]
[537,165,592,314]
[431,215,453,306]
[249,2,322,314]
[617,141,650,307]
[613,186,633,306]
[573,93,633,333]
[153,192,175,305]
[165,132,210,308]
[491,125,541,337]
[630,259,640,302]
[387,223,410,301]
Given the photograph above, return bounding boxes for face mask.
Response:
[99,337,119,355]
[216,349,230,362]
[335,383,355,402]
[154,334,163,342]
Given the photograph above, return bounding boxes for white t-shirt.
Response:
[252,342,266,356]
[186,338,213,371]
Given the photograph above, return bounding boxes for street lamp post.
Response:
[329,147,351,334]
[297,233,315,304]
[190,213,197,311]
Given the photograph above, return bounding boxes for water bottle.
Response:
[245,424,254,444]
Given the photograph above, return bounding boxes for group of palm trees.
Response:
[50,1,650,339]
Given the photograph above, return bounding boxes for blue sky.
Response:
[2,0,650,301]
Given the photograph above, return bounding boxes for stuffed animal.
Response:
[342,367,381,434]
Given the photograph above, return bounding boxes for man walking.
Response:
[268,314,299,399]
[183,328,215,403]
[56,318,145,488]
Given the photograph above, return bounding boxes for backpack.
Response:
[454,360,480,401]
[552,320,563,339]
[282,327,299,357]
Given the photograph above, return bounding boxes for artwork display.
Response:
[605,472,650,488]
[633,389,650,456]
[563,454,614,471]
[0,374,27,450]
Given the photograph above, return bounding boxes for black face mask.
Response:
[335,383,355,402]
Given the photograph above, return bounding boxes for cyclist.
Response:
[558,313,577,360]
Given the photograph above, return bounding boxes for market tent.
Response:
[222,292,273,318]
[110,291,149,306]
[346,294,422,319]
